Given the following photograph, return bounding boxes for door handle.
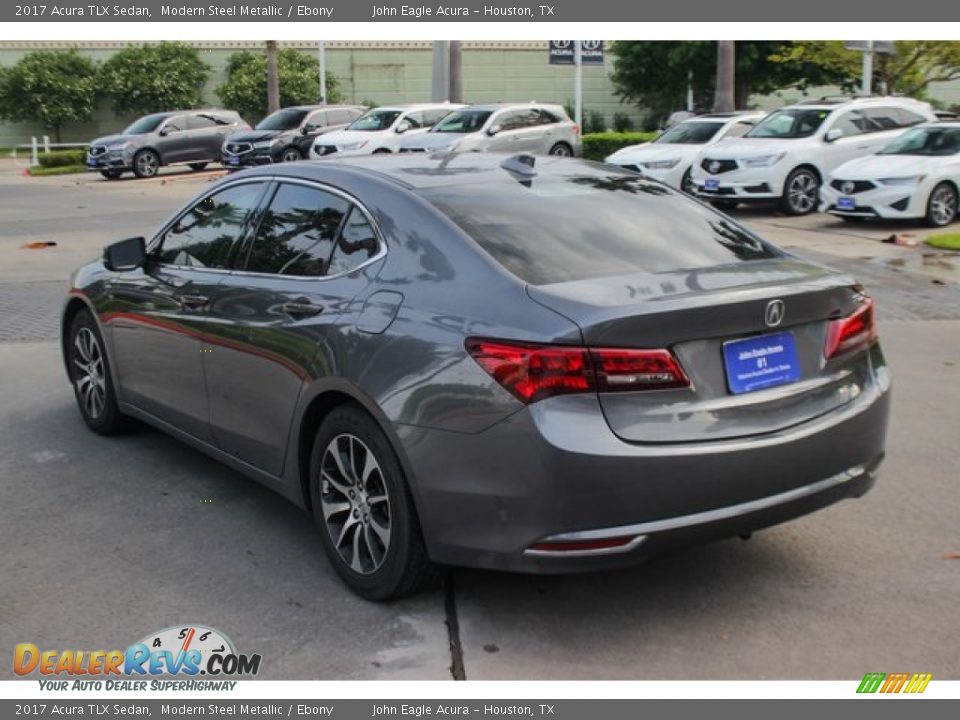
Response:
[179,294,209,310]
[282,301,324,318]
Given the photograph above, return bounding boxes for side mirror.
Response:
[158,128,170,137]
[395,121,412,134]
[103,237,146,272]
[487,124,502,136]
[301,124,318,135]
[824,128,843,143]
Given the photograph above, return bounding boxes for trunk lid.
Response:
[528,258,872,443]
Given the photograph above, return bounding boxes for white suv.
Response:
[310,103,465,158]
[690,97,937,214]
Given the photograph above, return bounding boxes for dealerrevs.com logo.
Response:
[857,672,933,694]
[14,625,261,690]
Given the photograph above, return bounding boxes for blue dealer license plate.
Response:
[837,196,856,210]
[722,331,801,395]
[705,179,719,191]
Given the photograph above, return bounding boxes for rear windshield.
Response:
[421,172,783,285]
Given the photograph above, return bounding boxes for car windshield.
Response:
[655,121,725,144]
[348,109,403,132]
[746,108,830,139]
[256,108,310,131]
[431,110,493,134]
[421,172,782,286]
[879,126,960,156]
[123,114,166,135]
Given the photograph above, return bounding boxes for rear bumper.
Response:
[399,349,891,573]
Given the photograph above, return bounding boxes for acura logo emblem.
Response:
[765,299,785,328]
[841,181,855,195]
[708,161,721,174]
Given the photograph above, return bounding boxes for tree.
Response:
[714,41,735,112]
[769,41,960,100]
[266,41,280,115]
[610,41,850,123]
[0,49,97,141]
[217,48,343,124]
[98,42,211,117]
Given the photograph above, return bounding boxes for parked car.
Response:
[398,103,581,157]
[62,153,890,600]
[221,105,366,168]
[86,110,248,179]
[605,111,765,192]
[821,122,960,227]
[690,97,937,214]
[309,103,464,158]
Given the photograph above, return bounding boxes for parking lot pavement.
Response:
[0,169,958,681]
[0,341,452,680]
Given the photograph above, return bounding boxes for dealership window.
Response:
[327,207,379,276]
[156,183,265,269]
[246,184,350,276]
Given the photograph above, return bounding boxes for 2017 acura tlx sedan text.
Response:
[61,153,891,599]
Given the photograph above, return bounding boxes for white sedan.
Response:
[821,123,960,227]
[605,111,765,193]
[309,103,464,159]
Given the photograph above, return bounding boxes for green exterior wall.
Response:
[0,41,633,148]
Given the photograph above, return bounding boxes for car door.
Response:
[296,110,328,155]
[108,180,269,441]
[187,113,225,161]
[202,180,383,476]
[822,110,873,173]
[488,109,541,153]
[154,115,191,165]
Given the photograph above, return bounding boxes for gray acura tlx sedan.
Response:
[61,153,891,599]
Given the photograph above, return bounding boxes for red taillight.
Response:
[824,297,877,360]
[571,124,580,135]
[590,348,689,391]
[466,338,689,404]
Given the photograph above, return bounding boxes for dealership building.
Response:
[0,40,631,147]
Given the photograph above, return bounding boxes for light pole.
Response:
[319,41,327,105]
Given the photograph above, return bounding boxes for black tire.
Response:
[548,142,573,157]
[781,167,820,215]
[711,200,739,211]
[279,147,302,163]
[925,182,958,228]
[188,162,208,171]
[680,168,695,195]
[67,309,131,435]
[132,149,160,179]
[309,404,437,600]
[372,148,392,154]
[100,170,123,180]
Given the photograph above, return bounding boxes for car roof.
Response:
[790,96,931,111]
[370,103,465,111]
[240,153,621,193]
[694,111,764,119]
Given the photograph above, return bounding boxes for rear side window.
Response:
[246,183,350,276]
[157,183,264,269]
[328,208,379,276]
[421,173,782,286]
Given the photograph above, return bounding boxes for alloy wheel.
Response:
[135,151,159,177]
[281,148,302,162]
[929,185,957,226]
[73,327,106,419]
[319,433,392,575]
[549,143,572,157]
[787,171,818,214]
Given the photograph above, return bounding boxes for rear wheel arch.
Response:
[296,387,421,518]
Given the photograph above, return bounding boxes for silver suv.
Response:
[86,109,248,179]
[399,103,581,156]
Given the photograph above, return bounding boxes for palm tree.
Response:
[266,41,280,114]
[714,41,735,112]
